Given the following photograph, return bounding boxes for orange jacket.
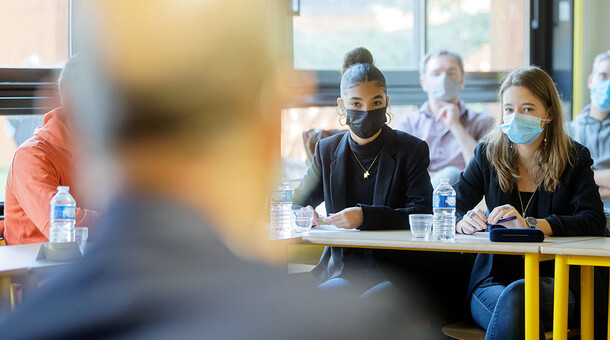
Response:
[4,108,98,245]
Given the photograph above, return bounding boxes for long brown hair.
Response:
[486,66,574,192]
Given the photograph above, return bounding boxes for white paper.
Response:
[309,224,359,232]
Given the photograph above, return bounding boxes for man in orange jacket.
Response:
[4,56,99,244]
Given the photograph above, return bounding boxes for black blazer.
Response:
[454,141,607,298]
[293,125,433,283]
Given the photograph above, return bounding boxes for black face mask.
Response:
[345,106,387,139]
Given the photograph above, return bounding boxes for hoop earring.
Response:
[386,112,393,125]
[385,104,393,125]
[337,106,347,126]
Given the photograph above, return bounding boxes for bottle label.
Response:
[271,189,292,202]
[51,206,76,220]
[434,195,456,208]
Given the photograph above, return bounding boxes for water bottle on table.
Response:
[433,178,456,242]
[49,186,76,243]
[270,180,292,235]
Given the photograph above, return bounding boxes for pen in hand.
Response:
[486,216,517,226]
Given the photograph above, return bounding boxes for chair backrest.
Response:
[302,129,346,165]
[0,220,5,246]
[0,202,5,246]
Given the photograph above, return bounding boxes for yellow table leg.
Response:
[525,253,540,340]
[580,265,594,340]
[20,274,38,301]
[553,255,569,340]
[0,277,10,312]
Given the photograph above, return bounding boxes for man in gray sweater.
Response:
[567,50,610,208]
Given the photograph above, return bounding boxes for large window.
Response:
[0,0,68,68]
[426,0,525,72]
[293,0,526,74]
[283,0,527,181]
[0,0,69,201]
[293,0,418,71]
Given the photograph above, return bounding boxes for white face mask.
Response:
[428,72,461,102]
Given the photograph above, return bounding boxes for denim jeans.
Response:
[318,278,396,299]
[470,277,576,340]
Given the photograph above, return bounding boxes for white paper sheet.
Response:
[309,224,360,232]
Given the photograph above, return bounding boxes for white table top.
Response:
[0,243,68,277]
[300,230,599,255]
[541,237,610,257]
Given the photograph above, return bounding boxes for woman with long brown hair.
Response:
[454,66,606,339]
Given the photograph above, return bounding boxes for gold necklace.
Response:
[350,149,382,179]
[518,187,538,217]
[517,164,540,217]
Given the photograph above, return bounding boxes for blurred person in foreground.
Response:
[394,50,493,187]
[4,55,99,245]
[0,1,435,339]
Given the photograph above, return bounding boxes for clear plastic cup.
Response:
[74,227,88,255]
[409,214,433,238]
[292,209,314,234]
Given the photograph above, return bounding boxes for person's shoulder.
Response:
[318,130,348,149]
[573,106,592,122]
[15,132,43,149]
[473,140,488,151]
[567,113,586,135]
[393,127,426,146]
[12,136,53,164]
[399,105,430,122]
[472,141,491,161]
[563,139,596,173]
[570,139,591,159]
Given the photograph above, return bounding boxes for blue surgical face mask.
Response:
[591,79,610,112]
[499,112,551,145]
[428,72,462,102]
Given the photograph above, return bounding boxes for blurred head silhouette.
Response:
[72,0,291,262]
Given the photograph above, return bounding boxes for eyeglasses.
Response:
[593,72,610,81]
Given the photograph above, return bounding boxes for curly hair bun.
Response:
[342,47,374,75]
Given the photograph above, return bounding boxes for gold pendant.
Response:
[364,171,369,178]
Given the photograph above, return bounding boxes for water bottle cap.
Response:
[57,186,70,192]
[440,178,450,184]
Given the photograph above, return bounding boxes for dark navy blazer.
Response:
[293,125,433,283]
[454,141,607,299]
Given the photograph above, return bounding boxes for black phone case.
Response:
[489,227,544,242]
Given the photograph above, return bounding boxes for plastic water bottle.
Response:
[433,178,456,242]
[270,180,292,235]
[49,186,76,243]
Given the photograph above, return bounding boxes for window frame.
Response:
[289,0,526,107]
[0,0,72,116]
[0,68,60,116]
